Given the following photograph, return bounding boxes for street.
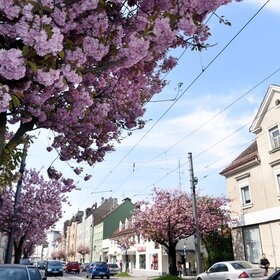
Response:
[40,272,150,280]
[40,271,87,279]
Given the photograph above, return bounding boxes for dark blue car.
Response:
[86,262,110,279]
[266,269,280,280]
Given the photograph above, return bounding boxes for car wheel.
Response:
[107,276,110,279]
[86,274,88,278]
[91,274,95,279]
[45,273,48,277]
[60,272,63,276]
[197,278,202,280]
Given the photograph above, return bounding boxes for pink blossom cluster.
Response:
[132,187,231,244]
[0,169,75,258]
[0,0,239,177]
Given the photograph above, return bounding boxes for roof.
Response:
[94,198,134,225]
[110,227,134,239]
[250,84,280,133]
[220,140,259,176]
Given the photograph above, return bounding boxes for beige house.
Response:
[220,85,280,270]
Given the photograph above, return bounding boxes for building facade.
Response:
[221,85,280,270]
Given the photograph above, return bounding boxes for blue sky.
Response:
[25,0,280,230]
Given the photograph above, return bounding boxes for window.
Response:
[139,254,146,269]
[269,126,280,149]
[209,264,219,273]
[243,226,262,264]
[241,185,251,205]
[218,264,228,272]
[276,173,280,194]
[150,253,158,270]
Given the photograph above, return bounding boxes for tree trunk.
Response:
[14,238,25,264]
[168,243,178,276]
[0,112,7,159]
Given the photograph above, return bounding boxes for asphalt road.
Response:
[40,271,149,280]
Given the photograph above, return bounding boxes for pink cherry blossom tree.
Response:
[77,245,90,263]
[51,251,60,260]
[132,188,231,276]
[0,169,75,263]
[0,0,240,185]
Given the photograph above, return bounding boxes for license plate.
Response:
[251,273,261,277]
[99,272,105,274]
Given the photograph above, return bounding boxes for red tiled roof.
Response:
[220,140,259,175]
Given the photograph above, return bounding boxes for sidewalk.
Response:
[129,273,196,280]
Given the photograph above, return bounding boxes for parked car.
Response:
[37,261,46,270]
[20,258,32,265]
[66,261,80,273]
[61,261,67,271]
[45,260,63,277]
[196,261,265,280]
[108,263,120,275]
[0,264,46,280]
[86,261,110,279]
[80,263,90,272]
[265,269,280,280]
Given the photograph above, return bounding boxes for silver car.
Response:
[196,261,265,280]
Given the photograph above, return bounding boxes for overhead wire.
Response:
[115,64,280,193]
[132,102,277,197]
[94,0,271,190]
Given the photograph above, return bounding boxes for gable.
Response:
[250,84,280,133]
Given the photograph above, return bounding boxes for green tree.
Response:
[201,225,234,269]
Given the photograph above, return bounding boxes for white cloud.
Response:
[246,0,280,13]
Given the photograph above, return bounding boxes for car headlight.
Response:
[47,269,52,271]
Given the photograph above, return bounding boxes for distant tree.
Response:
[56,250,66,261]
[0,0,239,186]
[67,249,76,260]
[77,245,90,263]
[132,188,231,276]
[51,251,59,260]
[0,169,74,263]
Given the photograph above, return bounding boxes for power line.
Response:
[115,65,280,194]
[132,102,276,196]
[94,0,270,190]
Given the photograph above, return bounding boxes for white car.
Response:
[196,260,265,280]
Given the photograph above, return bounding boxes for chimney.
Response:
[101,197,105,204]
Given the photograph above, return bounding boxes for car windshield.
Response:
[48,261,61,266]
[0,267,28,280]
[231,261,254,270]
[96,262,107,267]
[109,264,118,268]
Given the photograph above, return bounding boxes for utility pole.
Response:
[188,152,202,274]
[5,143,28,264]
